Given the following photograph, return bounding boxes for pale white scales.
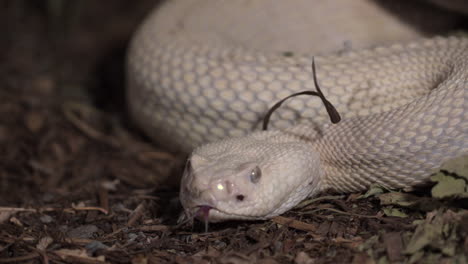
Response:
[127,0,468,222]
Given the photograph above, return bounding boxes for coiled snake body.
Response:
[127,0,468,221]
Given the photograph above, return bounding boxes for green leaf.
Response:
[357,235,379,252]
[407,250,424,264]
[383,207,408,218]
[405,211,442,254]
[379,192,440,212]
[439,155,468,180]
[360,184,385,198]
[405,210,465,257]
[377,256,390,264]
[430,173,466,198]
[379,192,419,207]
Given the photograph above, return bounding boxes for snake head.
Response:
[179,131,323,222]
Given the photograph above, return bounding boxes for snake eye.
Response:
[249,166,262,183]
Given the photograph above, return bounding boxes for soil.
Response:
[0,1,467,263]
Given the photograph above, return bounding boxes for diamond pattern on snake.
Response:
[127,0,468,222]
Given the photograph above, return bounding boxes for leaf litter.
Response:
[357,155,468,263]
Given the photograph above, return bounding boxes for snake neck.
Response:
[313,110,467,193]
[309,50,467,193]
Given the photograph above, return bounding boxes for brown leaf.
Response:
[383,232,403,262]
[294,251,315,264]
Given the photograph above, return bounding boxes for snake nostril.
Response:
[236,194,245,201]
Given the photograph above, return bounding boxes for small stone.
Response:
[85,241,109,254]
[40,214,54,223]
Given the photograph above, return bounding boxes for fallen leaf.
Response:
[438,155,468,180]
[405,211,441,254]
[360,185,385,199]
[36,236,53,251]
[295,251,314,264]
[407,250,424,264]
[430,173,466,198]
[383,232,403,262]
[351,253,374,264]
[378,192,420,207]
[382,208,408,218]
[357,235,379,252]
[404,210,462,257]
[272,216,317,232]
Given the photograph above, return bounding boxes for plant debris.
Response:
[354,156,468,263]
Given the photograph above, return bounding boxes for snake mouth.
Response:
[195,205,214,221]
[193,205,237,222]
[192,205,262,222]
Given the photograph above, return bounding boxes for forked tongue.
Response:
[196,205,212,232]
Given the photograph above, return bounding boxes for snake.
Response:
[127,0,468,222]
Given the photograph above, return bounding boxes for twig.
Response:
[139,225,170,232]
[301,207,380,218]
[272,216,317,232]
[98,185,109,213]
[0,252,40,263]
[62,102,120,148]
[127,203,145,226]
[0,206,108,215]
[72,206,108,215]
[294,195,346,209]
[0,207,36,213]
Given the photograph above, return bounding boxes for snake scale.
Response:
[127,0,468,221]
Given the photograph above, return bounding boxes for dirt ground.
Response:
[1,1,467,263]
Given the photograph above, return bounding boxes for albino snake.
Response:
[127,0,468,221]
